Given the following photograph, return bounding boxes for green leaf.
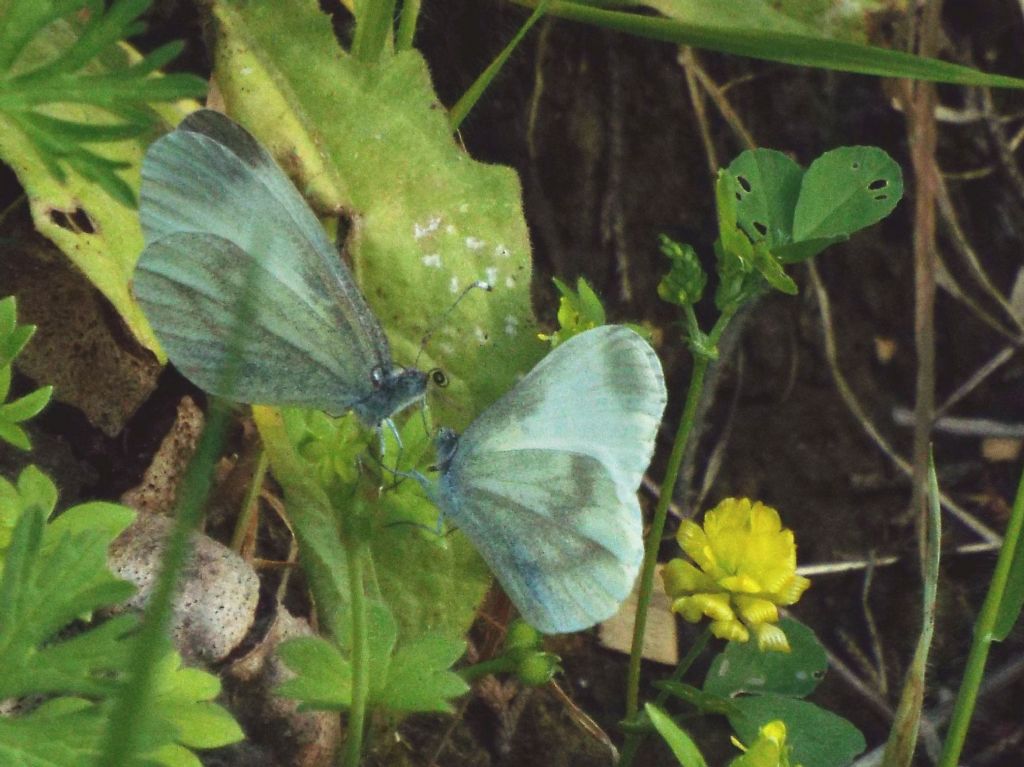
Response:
[525,1,1024,88]
[729,695,866,767]
[0,697,108,766]
[703,618,827,699]
[277,635,354,710]
[0,296,36,369]
[145,651,244,754]
[723,148,803,249]
[377,635,468,714]
[210,0,541,429]
[645,703,708,767]
[751,242,797,295]
[0,421,30,451]
[792,146,903,242]
[0,492,137,700]
[0,384,53,422]
[0,5,203,357]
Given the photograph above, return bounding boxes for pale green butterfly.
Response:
[133,109,428,426]
[416,325,667,634]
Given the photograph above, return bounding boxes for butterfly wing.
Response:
[136,232,387,409]
[136,109,390,414]
[460,325,666,494]
[437,326,667,633]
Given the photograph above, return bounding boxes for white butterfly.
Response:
[418,325,667,634]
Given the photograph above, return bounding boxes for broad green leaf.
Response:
[729,695,866,767]
[276,635,354,710]
[645,703,708,767]
[378,635,468,714]
[704,618,827,699]
[210,0,542,429]
[526,1,1024,88]
[793,146,903,242]
[723,148,803,250]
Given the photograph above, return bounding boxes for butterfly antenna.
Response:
[414,280,493,367]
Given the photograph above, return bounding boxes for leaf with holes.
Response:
[793,146,903,243]
[724,149,803,250]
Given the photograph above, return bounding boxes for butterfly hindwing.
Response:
[136,109,391,413]
[441,448,643,633]
[436,326,667,633]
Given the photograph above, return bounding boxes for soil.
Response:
[3,1,1024,766]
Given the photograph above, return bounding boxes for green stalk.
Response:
[449,1,548,132]
[351,0,396,63]
[230,448,268,552]
[342,536,371,767]
[96,400,232,765]
[458,655,518,683]
[395,0,420,52]
[624,356,707,714]
[623,307,734,733]
[938,461,1024,767]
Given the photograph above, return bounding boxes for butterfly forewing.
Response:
[136,110,391,414]
[461,325,666,490]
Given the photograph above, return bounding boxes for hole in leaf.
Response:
[736,175,752,193]
[49,210,73,230]
[851,161,861,170]
[753,221,768,236]
[868,178,888,190]
[873,194,889,201]
[71,208,96,234]
[48,207,96,234]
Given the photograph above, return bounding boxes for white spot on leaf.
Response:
[494,244,511,259]
[421,254,441,268]
[449,276,460,294]
[505,276,516,289]
[485,267,499,284]
[465,236,485,250]
[474,326,488,344]
[504,315,519,336]
[414,216,441,239]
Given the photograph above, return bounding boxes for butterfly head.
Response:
[352,366,429,426]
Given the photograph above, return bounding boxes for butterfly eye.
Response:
[429,368,449,387]
[370,366,386,387]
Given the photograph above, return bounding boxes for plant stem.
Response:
[625,355,708,715]
[395,0,420,52]
[230,448,268,552]
[618,628,711,766]
[622,308,733,755]
[342,536,371,767]
[351,0,396,63]
[938,462,1024,767]
[459,656,518,683]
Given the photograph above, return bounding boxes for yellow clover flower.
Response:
[662,498,810,651]
[730,720,798,767]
